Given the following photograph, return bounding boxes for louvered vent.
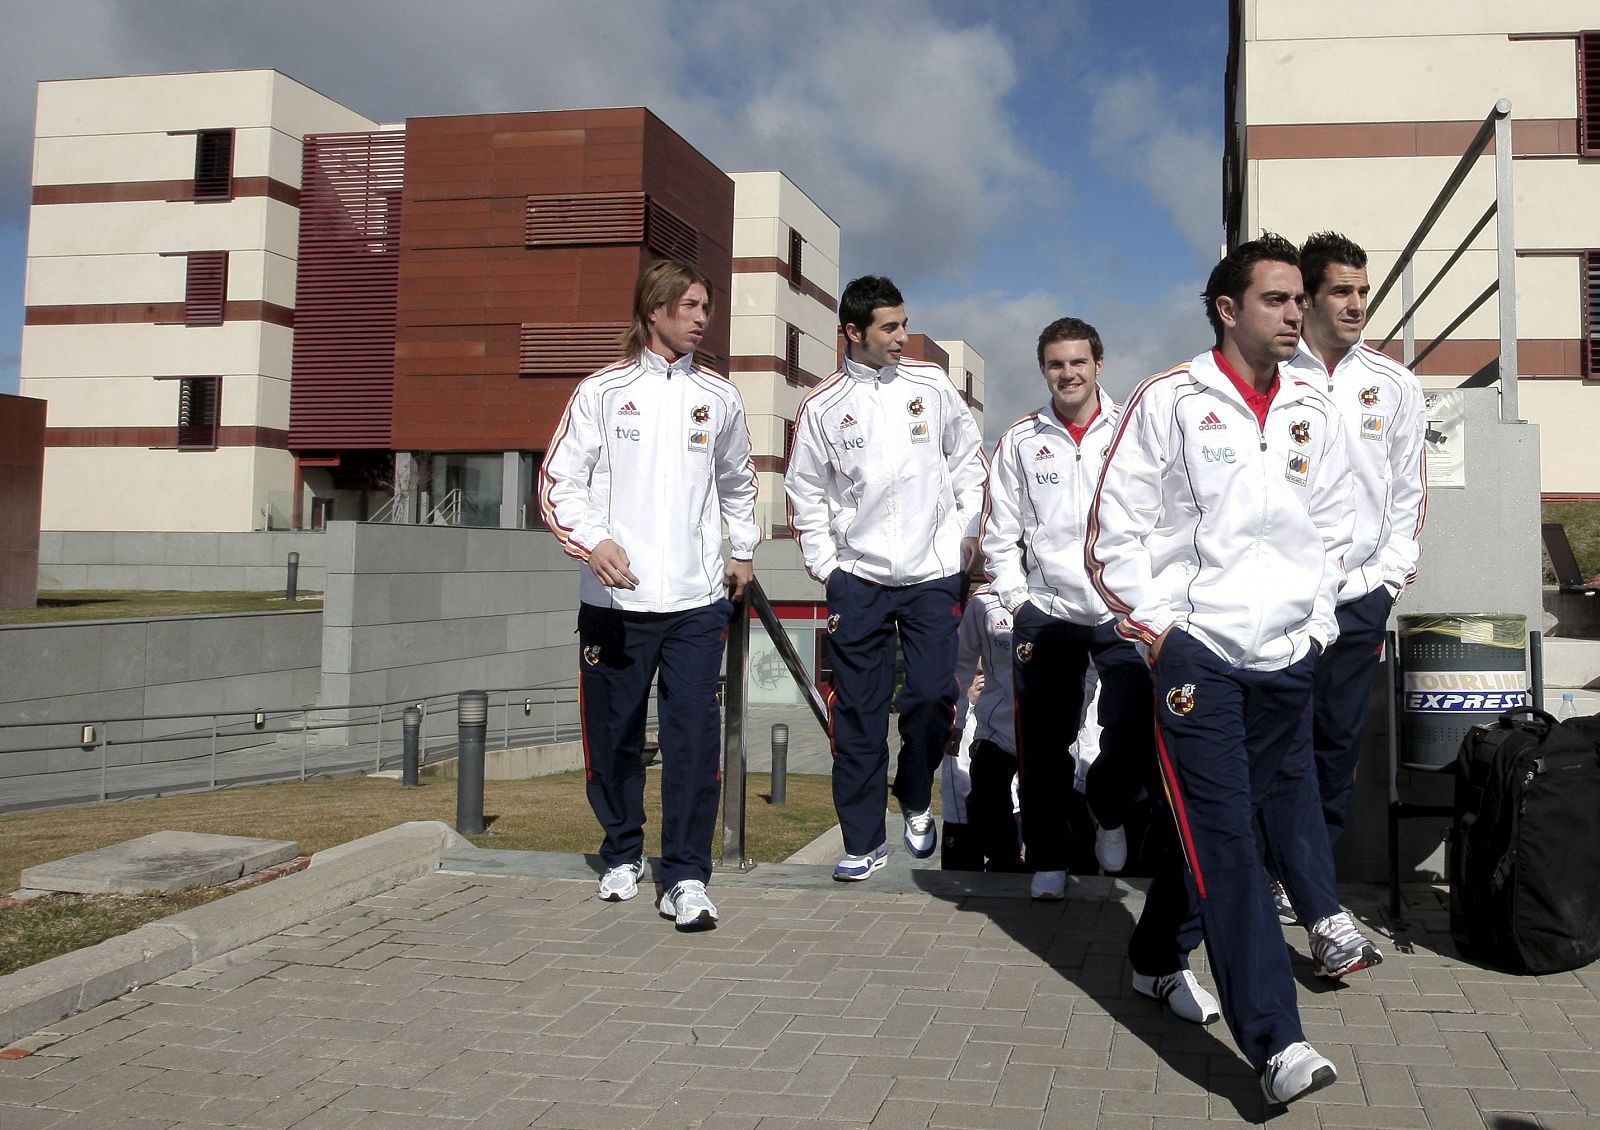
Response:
[184,252,228,325]
[646,199,699,263]
[520,323,629,375]
[525,192,646,246]
[1583,32,1600,157]
[1586,250,1600,379]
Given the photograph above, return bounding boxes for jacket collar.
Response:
[640,348,698,377]
[843,354,896,383]
[1189,348,1314,412]
[1036,388,1119,437]
[1290,335,1364,381]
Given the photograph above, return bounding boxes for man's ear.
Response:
[1215,295,1239,330]
[844,323,864,345]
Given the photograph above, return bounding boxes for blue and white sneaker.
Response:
[902,807,936,859]
[833,843,889,881]
[658,880,718,931]
[597,861,642,902]
[1260,1041,1337,1105]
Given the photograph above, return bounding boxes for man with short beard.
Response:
[1088,234,1367,1106]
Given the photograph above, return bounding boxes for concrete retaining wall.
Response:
[38,531,328,593]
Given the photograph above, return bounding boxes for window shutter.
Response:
[1583,32,1600,158]
[193,130,234,200]
[177,377,221,448]
[788,227,804,287]
[525,192,645,245]
[184,252,228,325]
[646,199,699,264]
[785,324,802,385]
[1585,250,1600,379]
[520,323,629,375]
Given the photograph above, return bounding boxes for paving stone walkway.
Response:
[2,864,1598,1129]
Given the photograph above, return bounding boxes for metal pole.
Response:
[285,552,300,602]
[1492,97,1518,421]
[1385,631,1403,918]
[770,723,788,807]
[1529,629,1544,713]
[1401,262,1416,368]
[300,710,308,781]
[502,691,510,751]
[455,691,488,834]
[210,717,217,791]
[402,706,422,787]
[719,594,751,870]
[99,723,108,803]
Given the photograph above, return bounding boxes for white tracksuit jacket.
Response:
[539,349,760,613]
[1086,349,1356,671]
[784,355,986,585]
[982,392,1121,623]
[1284,339,1427,603]
[953,591,1017,754]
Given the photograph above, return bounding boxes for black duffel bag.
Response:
[1448,706,1600,974]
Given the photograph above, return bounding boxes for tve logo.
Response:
[1202,445,1236,464]
[614,426,641,441]
[842,437,866,449]
[1033,471,1060,485]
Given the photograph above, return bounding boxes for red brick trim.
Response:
[728,355,822,388]
[1246,118,1578,160]
[31,176,299,207]
[732,257,838,312]
[26,301,294,328]
[45,426,290,450]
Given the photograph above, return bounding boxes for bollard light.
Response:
[455,691,489,834]
[402,706,422,788]
[285,551,300,602]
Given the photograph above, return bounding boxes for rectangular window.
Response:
[783,417,796,459]
[177,377,221,449]
[184,252,228,325]
[788,227,804,287]
[1585,249,1600,378]
[785,324,802,385]
[1582,31,1600,158]
[193,130,234,200]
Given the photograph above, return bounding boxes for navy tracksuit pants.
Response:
[826,570,962,857]
[577,599,730,888]
[1011,609,1148,872]
[1147,628,1335,1073]
[1263,586,1392,920]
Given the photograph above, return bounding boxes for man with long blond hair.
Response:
[540,259,759,931]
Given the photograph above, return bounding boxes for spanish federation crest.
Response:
[906,396,925,417]
[691,404,711,424]
[1290,420,1311,445]
[1015,641,1034,664]
[1165,683,1196,716]
[1359,386,1380,407]
[827,613,841,634]
[583,645,602,667]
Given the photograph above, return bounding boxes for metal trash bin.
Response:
[1398,613,1529,770]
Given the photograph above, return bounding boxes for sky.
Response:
[0,0,1228,441]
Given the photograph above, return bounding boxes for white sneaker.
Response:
[658,880,718,932]
[1131,970,1220,1025]
[1271,877,1297,925]
[597,861,642,902]
[1095,825,1128,873]
[1030,869,1067,901]
[1260,1040,1337,1105]
[902,806,936,859]
[833,843,889,882]
[1308,911,1384,979]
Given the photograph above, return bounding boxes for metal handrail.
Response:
[424,488,462,526]
[1365,98,1519,420]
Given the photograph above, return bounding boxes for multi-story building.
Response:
[727,171,841,539]
[1225,2,1599,497]
[21,70,380,531]
[937,340,986,435]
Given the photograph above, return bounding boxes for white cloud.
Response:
[1088,69,1222,257]
[921,282,1206,443]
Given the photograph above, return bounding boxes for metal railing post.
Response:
[502,691,510,751]
[1492,97,1519,421]
[375,704,384,772]
[1401,262,1416,368]
[719,593,751,870]
[98,723,108,802]
[210,717,218,790]
[300,710,308,781]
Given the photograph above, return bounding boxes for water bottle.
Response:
[1557,692,1577,722]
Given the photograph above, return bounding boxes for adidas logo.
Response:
[1034,445,1054,460]
[839,413,858,429]
[617,401,640,416]
[1198,411,1225,431]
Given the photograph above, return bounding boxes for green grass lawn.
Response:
[0,770,837,976]
[0,590,323,625]
[1542,501,1600,582]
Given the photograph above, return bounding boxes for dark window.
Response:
[1582,31,1600,158]
[965,369,974,398]
[184,252,228,325]
[1585,250,1600,378]
[193,130,234,200]
[785,324,802,385]
[788,227,804,287]
[783,417,796,459]
[177,377,221,449]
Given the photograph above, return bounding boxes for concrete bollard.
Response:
[770,723,788,806]
[402,706,422,787]
[455,691,488,835]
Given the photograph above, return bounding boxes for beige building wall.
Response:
[728,171,842,538]
[936,340,985,434]
[20,69,377,532]
[1233,3,1600,495]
